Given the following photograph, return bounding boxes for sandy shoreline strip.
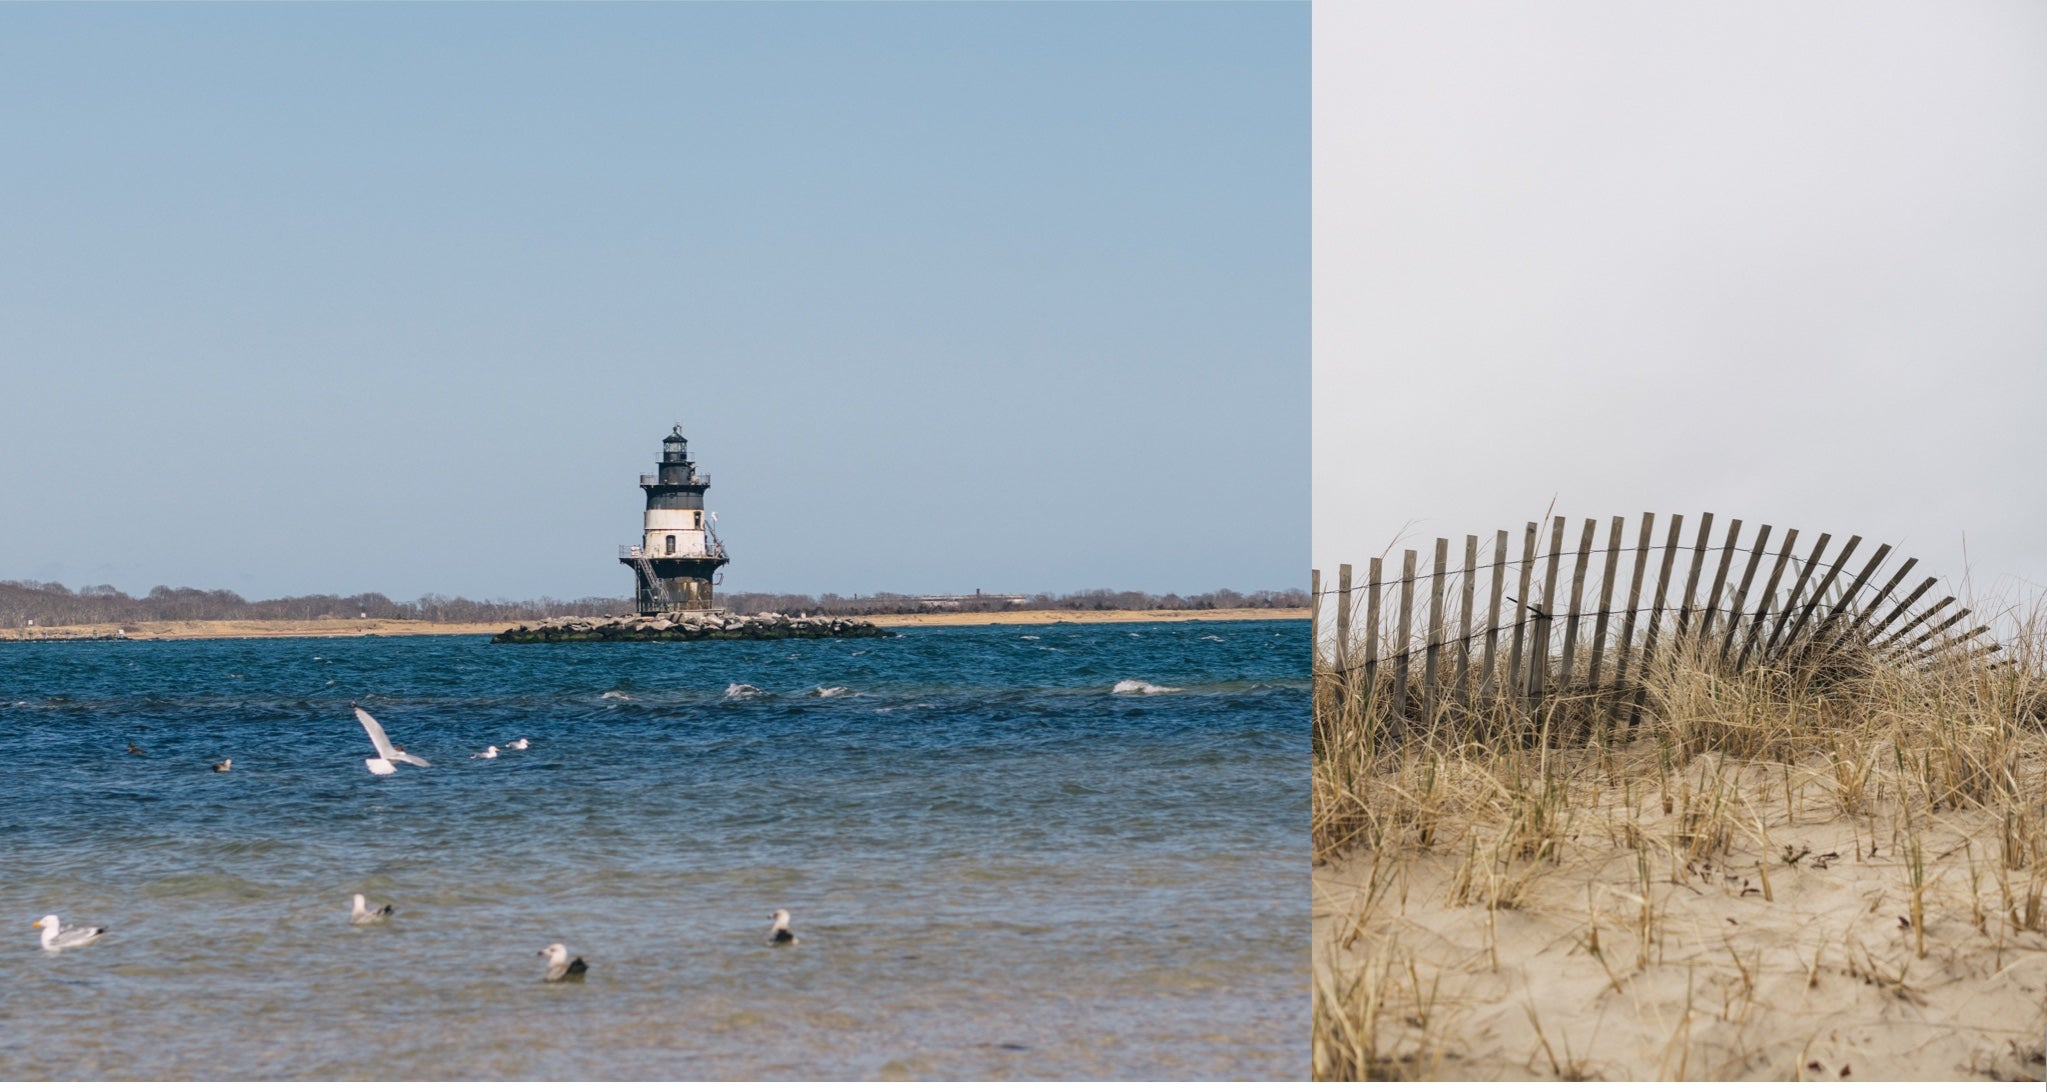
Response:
[0,607,1306,642]
[860,607,1305,628]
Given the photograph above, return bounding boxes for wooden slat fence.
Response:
[1313,512,2000,724]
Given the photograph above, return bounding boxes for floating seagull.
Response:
[539,943,588,982]
[471,745,499,760]
[506,738,529,751]
[33,915,106,951]
[768,908,799,946]
[126,742,144,756]
[352,703,430,776]
[211,758,233,772]
[350,894,394,925]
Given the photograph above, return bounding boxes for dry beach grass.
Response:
[1311,596,2047,1081]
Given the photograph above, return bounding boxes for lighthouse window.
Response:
[665,535,676,554]
[693,511,702,529]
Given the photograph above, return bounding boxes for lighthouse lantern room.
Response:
[619,424,729,614]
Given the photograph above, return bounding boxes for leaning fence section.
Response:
[1313,512,1999,730]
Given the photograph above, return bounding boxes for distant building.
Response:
[619,425,729,614]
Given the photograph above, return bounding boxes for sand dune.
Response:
[1314,747,2047,1081]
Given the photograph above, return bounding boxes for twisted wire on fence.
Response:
[1311,512,2000,728]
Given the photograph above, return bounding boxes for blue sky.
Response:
[0,3,1307,601]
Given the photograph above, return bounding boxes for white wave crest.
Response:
[811,685,853,698]
[600,690,631,700]
[723,683,767,699]
[1112,679,1181,695]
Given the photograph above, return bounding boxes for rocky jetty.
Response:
[491,611,891,644]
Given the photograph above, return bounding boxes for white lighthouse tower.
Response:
[619,424,729,614]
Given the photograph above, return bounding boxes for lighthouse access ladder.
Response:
[629,553,671,611]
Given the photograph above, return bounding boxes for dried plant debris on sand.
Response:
[1312,596,2047,1081]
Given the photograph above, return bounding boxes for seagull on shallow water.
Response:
[350,894,394,925]
[768,908,799,946]
[352,704,430,776]
[33,915,106,951]
[211,758,232,772]
[506,738,529,750]
[471,745,499,760]
[539,943,588,982]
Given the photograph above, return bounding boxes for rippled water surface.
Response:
[0,621,1305,1079]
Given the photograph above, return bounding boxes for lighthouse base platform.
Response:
[491,611,891,644]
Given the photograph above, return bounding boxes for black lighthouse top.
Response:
[645,423,708,492]
[646,424,712,499]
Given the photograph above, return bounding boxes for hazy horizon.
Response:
[0,574,1308,604]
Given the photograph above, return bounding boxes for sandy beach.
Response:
[1313,633,2047,1082]
[0,607,1306,641]
[859,607,1306,628]
[1314,747,2047,1081]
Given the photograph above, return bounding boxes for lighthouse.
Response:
[619,424,729,614]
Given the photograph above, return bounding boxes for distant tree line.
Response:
[0,580,1308,627]
[715,587,1310,617]
[0,581,631,627]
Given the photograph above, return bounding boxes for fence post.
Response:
[1631,514,1684,729]
[1696,517,1743,646]
[1608,512,1654,724]
[1530,517,1566,700]
[1764,532,1830,658]
[1736,530,1798,670]
[1394,550,1416,720]
[1782,535,1861,654]
[1717,524,1771,664]
[1587,514,1624,695]
[1364,558,1383,702]
[1335,563,1353,675]
[1811,544,1891,650]
[1509,522,1535,703]
[1558,517,1596,689]
[1865,576,1936,648]
[1457,534,1478,712]
[1675,512,1715,644]
[1833,556,1916,653]
[1480,529,1507,701]
[1423,539,1447,723]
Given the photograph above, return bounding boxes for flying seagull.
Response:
[352,704,430,776]
[539,943,588,983]
[350,894,394,925]
[768,908,799,946]
[211,758,233,772]
[33,915,106,951]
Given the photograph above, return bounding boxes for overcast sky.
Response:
[0,3,1306,602]
[1315,2,2047,620]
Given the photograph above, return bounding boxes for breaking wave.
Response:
[1111,679,1181,696]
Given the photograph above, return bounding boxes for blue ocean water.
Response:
[0,620,1305,1079]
